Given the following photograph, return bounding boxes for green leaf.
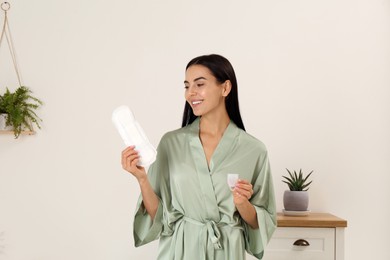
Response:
[301,181,313,190]
[302,170,313,184]
[284,168,314,191]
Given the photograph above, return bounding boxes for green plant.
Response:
[282,169,313,191]
[0,86,43,138]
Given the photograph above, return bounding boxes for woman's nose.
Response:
[187,86,197,96]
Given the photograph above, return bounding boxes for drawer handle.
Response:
[293,239,310,246]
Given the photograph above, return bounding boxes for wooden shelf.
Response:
[277,212,347,228]
[0,130,35,135]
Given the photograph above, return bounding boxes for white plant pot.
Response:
[283,190,309,211]
[0,113,12,130]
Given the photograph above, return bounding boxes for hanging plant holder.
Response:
[0,2,43,138]
[0,2,22,86]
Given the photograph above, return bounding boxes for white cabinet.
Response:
[263,213,347,260]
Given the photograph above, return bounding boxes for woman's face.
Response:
[184,65,230,117]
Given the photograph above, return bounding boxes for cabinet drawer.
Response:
[263,227,335,260]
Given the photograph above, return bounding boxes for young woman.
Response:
[122,54,276,260]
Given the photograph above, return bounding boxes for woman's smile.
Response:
[192,100,203,105]
[191,99,204,107]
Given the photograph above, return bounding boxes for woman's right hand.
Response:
[121,146,147,182]
[122,146,159,219]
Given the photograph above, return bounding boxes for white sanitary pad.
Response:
[112,105,157,167]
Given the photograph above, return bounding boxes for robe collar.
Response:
[187,117,240,173]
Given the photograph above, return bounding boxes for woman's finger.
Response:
[124,154,140,170]
[122,148,138,164]
[120,146,147,181]
[121,147,143,174]
[237,179,250,184]
[236,180,253,194]
[122,146,138,159]
[235,188,252,200]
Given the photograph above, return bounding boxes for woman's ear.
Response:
[222,80,232,97]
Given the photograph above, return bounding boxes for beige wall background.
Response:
[0,0,389,259]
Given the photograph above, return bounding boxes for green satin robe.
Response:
[133,118,276,260]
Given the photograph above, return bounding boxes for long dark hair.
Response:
[181,54,246,131]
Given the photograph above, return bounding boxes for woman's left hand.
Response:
[232,179,254,206]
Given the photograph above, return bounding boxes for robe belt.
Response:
[169,216,243,260]
[183,216,223,250]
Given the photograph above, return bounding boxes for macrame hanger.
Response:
[0,2,23,86]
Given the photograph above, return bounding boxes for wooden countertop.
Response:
[277,212,347,228]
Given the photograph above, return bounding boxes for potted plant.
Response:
[0,86,43,138]
[282,169,313,213]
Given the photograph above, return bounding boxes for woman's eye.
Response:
[184,85,189,89]
[197,83,204,87]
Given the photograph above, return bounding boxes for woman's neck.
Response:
[199,111,230,137]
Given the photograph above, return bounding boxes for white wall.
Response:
[0,0,389,259]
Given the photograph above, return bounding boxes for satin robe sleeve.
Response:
[243,150,277,259]
[133,135,171,247]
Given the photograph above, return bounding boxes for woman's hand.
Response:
[122,146,159,219]
[232,179,254,206]
[232,179,259,229]
[121,146,147,182]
